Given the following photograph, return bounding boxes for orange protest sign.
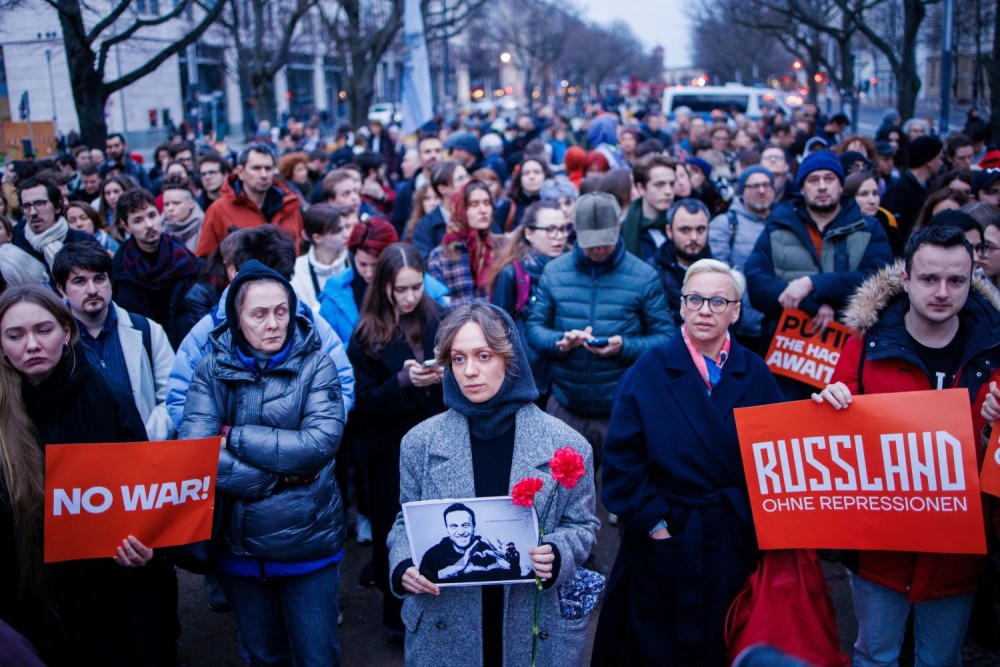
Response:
[764,309,853,389]
[735,389,986,554]
[979,425,1000,498]
[44,438,219,563]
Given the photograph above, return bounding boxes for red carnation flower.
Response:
[549,447,585,489]
[511,477,544,507]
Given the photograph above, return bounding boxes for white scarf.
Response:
[24,216,69,269]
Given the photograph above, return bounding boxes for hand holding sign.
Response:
[982,381,1000,424]
[811,381,854,410]
[45,438,219,563]
[735,389,986,554]
[765,309,852,389]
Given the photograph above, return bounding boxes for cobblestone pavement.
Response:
[176,506,1000,666]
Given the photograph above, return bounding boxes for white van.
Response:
[661,85,790,119]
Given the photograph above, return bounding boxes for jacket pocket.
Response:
[401,597,423,632]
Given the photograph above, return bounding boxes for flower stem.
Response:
[531,487,557,666]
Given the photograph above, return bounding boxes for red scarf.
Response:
[681,324,731,393]
[442,229,494,291]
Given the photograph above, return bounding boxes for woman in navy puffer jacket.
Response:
[181,259,346,666]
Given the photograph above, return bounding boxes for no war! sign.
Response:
[44,438,219,563]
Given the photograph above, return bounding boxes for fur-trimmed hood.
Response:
[844,258,1000,333]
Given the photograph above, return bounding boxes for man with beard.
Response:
[52,242,176,440]
[746,150,892,399]
[622,155,676,259]
[100,132,151,190]
[709,166,775,353]
[419,504,512,583]
[13,176,95,271]
[649,198,714,326]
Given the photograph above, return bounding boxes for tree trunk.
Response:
[348,56,378,128]
[991,0,1000,141]
[55,1,109,146]
[895,0,925,120]
[253,74,277,127]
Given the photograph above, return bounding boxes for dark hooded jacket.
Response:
[179,260,346,562]
[834,260,1000,601]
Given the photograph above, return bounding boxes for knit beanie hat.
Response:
[737,165,774,195]
[444,131,481,158]
[795,150,845,189]
[907,136,943,169]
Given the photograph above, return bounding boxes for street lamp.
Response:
[500,52,512,64]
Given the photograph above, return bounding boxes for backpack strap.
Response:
[727,209,739,254]
[512,261,531,314]
[128,311,154,367]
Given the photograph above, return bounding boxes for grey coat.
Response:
[179,316,347,561]
[387,404,599,667]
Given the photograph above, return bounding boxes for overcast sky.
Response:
[572,0,694,68]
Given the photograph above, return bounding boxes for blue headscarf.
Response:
[441,302,539,439]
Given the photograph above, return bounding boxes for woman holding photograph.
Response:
[386,301,599,667]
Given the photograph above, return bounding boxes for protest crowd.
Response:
[2,97,1000,667]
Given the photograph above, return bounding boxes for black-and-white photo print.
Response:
[402,497,539,587]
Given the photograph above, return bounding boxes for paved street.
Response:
[175,502,1000,666]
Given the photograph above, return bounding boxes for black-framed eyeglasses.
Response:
[975,242,1000,258]
[744,182,773,191]
[681,294,739,313]
[21,199,51,211]
[528,224,572,238]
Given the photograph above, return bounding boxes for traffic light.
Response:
[148,108,158,127]
[19,91,30,121]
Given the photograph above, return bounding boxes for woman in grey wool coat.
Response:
[387,302,599,667]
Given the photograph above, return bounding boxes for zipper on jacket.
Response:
[258,559,267,581]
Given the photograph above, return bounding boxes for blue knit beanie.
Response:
[737,165,774,195]
[796,150,845,189]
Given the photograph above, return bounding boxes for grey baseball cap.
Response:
[573,192,621,248]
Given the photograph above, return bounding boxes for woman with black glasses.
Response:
[593,259,783,665]
[488,201,570,400]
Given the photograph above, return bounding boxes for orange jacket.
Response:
[195,174,303,257]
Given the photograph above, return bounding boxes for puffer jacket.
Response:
[180,316,346,561]
[833,260,1000,601]
[526,238,674,417]
[708,197,768,337]
[745,197,892,333]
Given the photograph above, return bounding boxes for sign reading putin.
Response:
[734,389,986,554]
[44,438,219,563]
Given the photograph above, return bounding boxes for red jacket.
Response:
[834,260,1000,602]
[195,174,303,258]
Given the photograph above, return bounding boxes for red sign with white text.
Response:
[764,309,853,389]
[979,425,1000,498]
[44,438,219,563]
[735,390,985,554]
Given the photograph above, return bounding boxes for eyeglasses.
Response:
[22,199,51,211]
[975,242,999,258]
[744,182,773,191]
[681,294,739,313]
[761,154,785,163]
[528,224,572,238]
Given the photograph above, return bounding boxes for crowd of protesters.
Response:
[0,96,999,666]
